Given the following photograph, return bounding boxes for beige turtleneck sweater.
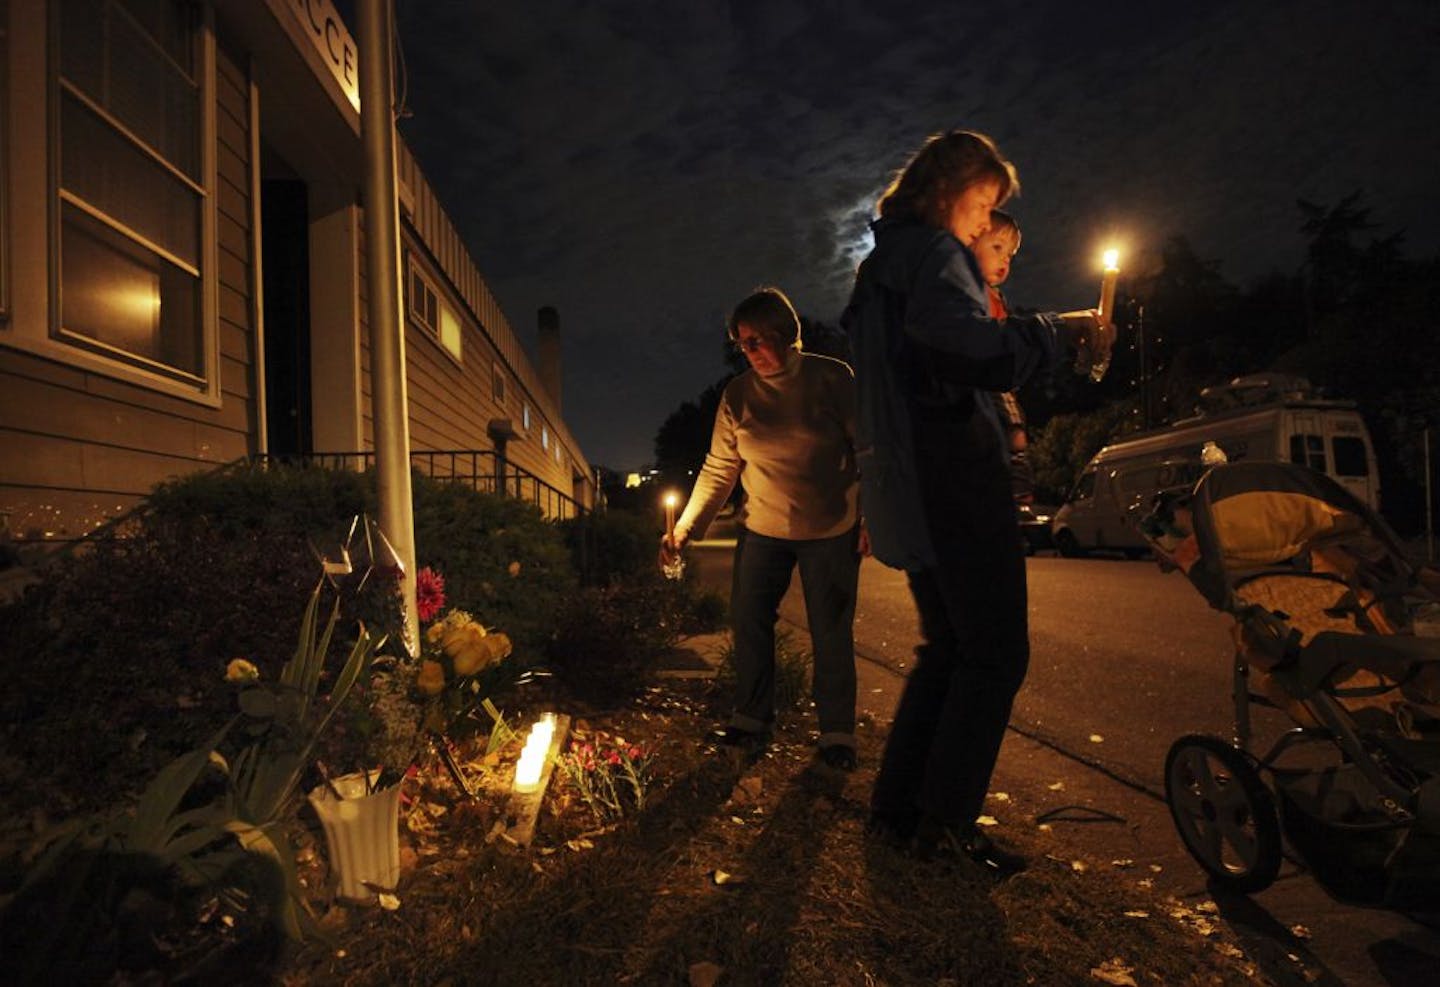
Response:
[675,348,859,543]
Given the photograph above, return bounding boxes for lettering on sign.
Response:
[290,0,360,112]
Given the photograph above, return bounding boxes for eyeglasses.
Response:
[734,334,773,354]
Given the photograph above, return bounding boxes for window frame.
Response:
[38,0,220,404]
[491,359,505,406]
[1289,433,1328,474]
[405,255,462,364]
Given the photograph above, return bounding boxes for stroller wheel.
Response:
[1164,734,1282,894]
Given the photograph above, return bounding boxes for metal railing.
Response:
[252,449,588,520]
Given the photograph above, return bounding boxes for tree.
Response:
[652,376,732,479]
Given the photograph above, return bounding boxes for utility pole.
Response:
[1137,302,1150,429]
[357,0,418,653]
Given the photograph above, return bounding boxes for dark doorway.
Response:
[261,167,312,457]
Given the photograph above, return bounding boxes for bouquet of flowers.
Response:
[320,567,515,791]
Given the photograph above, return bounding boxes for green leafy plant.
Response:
[0,578,383,982]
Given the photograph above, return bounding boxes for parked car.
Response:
[1050,377,1378,558]
[1017,502,1055,555]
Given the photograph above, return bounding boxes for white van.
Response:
[1050,376,1379,557]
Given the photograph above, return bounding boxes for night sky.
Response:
[392,0,1440,470]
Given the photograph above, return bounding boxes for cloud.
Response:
[396,0,1440,467]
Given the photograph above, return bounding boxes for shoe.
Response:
[911,818,1027,877]
[715,726,768,762]
[960,828,1028,877]
[818,745,857,772]
[865,808,920,846]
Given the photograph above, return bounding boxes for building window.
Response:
[0,0,9,321]
[406,259,461,361]
[541,424,549,450]
[407,264,436,332]
[438,304,462,360]
[522,402,531,432]
[55,0,208,385]
[492,361,506,405]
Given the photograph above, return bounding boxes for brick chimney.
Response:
[537,306,562,412]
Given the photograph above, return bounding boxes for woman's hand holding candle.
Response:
[1058,309,1115,381]
[658,491,687,578]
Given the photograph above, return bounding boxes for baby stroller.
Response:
[1139,461,1440,907]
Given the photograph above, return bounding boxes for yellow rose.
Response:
[486,632,513,663]
[440,618,481,657]
[449,623,490,675]
[425,622,447,645]
[417,659,446,696]
[225,658,259,682]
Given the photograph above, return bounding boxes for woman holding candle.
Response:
[841,130,1113,873]
[659,287,866,771]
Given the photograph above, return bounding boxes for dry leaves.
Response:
[1090,957,1137,985]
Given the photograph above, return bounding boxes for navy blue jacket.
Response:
[841,216,1064,570]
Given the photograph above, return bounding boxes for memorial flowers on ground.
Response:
[323,566,516,792]
[556,735,655,824]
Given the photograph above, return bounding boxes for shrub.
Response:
[546,575,690,707]
[681,587,728,635]
[0,464,576,818]
[559,507,659,587]
[0,513,399,818]
[410,474,575,656]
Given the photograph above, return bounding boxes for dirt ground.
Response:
[276,679,1273,986]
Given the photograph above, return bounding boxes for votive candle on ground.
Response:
[513,715,556,793]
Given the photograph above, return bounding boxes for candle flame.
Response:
[1102,248,1120,272]
[664,491,679,508]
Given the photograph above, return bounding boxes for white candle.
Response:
[513,716,555,793]
[1099,248,1120,323]
[663,492,678,541]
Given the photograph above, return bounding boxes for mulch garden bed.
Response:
[272,680,1272,986]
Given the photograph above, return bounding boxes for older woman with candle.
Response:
[842,130,1113,873]
[659,287,866,771]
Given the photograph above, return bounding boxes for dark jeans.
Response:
[872,418,1030,826]
[729,526,860,746]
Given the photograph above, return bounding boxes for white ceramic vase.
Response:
[308,770,402,902]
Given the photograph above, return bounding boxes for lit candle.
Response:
[663,491,679,541]
[1098,248,1120,324]
[513,716,555,793]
